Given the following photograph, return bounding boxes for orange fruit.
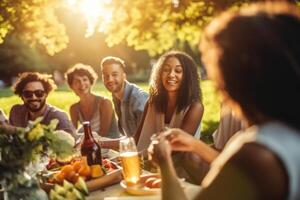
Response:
[90,165,104,178]
[78,165,91,178]
[72,161,83,172]
[70,173,80,183]
[53,172,65,185]
[61,164,74,175]
[65,170,76,182]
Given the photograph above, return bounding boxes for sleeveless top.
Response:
[203,122,300,200]
[75,96,119,139]
[137,103,201,151]
[256,122,300,200]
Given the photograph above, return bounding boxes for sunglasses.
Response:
[22,90,45,98]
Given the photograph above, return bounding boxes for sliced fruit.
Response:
[54,184,66,195]
[53,172,65,185]
[63,180,73,191]
[90,165,104,178]
[72,188,85,200]
[66,191,77,200]
[54,194,65,200]
[78,165,91,178]
[75,177,89,195]
[49,189,58,200]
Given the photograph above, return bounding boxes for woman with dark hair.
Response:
[135,50,204,151]
[149,2,300,200]
[65,63,119,139]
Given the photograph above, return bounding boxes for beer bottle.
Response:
[80,121,102,165]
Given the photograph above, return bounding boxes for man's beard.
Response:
[108,82,123,94]
[25,99,46,112]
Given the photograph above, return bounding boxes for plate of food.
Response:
[120,174,162,196]
[120,174,186,196]
[40,156,122,193]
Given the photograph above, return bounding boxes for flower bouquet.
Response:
[0,118,75,200]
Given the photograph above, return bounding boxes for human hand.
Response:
[163,128,196,152]
[148,134,172,167]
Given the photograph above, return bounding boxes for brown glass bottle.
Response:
[80,121,102,165]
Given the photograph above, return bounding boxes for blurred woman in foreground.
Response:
[149,2,300,200]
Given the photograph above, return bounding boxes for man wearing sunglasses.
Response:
[9,72,76,137]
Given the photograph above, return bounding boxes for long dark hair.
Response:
[149,51,202,113]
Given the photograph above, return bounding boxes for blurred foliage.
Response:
[0,0,68,55]
[100,0,251,56]
[0,36,50,84]
[2,0,297,58]
[0,0,298,80]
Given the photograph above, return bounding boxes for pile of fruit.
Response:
[49,178,88,200]
[47,157,116,185]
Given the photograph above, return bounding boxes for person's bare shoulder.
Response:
[230,142,288,200]
[99,97,113,107]
[190,101,204,111]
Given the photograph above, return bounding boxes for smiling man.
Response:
[9,72,76,136]
[100,56,149,136]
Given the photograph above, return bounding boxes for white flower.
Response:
[53,130,75,147]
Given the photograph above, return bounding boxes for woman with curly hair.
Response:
[135,51,204,151]
[149,2,300,200]
[65,63,119,139]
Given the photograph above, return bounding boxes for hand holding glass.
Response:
[119,137,141,185]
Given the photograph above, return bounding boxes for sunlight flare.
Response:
[66,0,112,37]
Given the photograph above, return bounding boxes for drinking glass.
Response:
[119,137,141,185]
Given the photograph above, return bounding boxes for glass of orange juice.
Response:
[119,137,141,186]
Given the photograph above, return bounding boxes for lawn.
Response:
[0,80,220,143]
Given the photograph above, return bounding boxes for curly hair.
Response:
[149,51,202,113]
[200,2,300,130]
[13,72,57,96]
[65,63,98,86]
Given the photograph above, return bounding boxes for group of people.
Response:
[148,2,300,200]
[0,1,299,200]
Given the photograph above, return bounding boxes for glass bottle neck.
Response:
[83,123,94,141]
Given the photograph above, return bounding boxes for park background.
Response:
[1,0,298,142]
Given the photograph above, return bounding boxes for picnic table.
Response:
[87,149,202,200]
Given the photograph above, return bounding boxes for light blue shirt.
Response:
[113,81,149,136]
[256,122,300,200]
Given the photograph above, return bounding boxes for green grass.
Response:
[0,81,220,142]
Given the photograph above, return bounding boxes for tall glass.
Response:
[119,137,141,185]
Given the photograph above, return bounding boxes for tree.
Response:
[97,0,251,56]
[0,36,49,84]
[1,0,298,57]
[0,0,68,55]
